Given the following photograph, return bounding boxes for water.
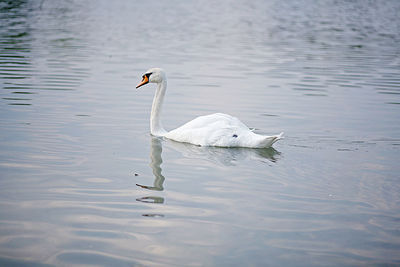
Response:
[0,0,399,266]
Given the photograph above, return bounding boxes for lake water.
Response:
[1,0,400,266]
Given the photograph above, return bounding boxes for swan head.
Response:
[136,68,166,88]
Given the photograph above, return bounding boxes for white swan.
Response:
[136,68,283,148]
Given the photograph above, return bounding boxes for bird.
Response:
[136,68,283,148]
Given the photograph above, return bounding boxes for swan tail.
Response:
[258,132,284,148]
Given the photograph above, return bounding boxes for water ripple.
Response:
[1,0,400,266]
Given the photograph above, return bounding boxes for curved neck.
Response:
[150,80,167,136]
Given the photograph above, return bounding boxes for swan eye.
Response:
[141,73,152,80]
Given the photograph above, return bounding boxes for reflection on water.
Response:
[137,137,165,192]
[0,1,32,105]
[1,0,400,266]
[136,137,165,206]
[136,136,281,212]
[166,138,281,166]
[0,0,90,106]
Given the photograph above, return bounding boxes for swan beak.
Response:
[136,75,149,88]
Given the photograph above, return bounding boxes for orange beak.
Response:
[136,75,149,88]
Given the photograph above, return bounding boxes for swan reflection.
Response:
[136,137,165,205]
[138,136,281,189]
[136,137,165,191]
[137,135,280,190]
[165,138,281,166]
[136,136,281,215]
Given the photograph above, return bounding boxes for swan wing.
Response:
[165,113,248,146]
[170,113,248,131]
[165,113,282,148]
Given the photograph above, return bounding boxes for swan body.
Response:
[136,68,283,148]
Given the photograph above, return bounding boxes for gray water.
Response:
[1,0,400,266]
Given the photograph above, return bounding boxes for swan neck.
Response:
[150,80,167,136]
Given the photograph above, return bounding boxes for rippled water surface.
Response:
[1,0,400,266]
